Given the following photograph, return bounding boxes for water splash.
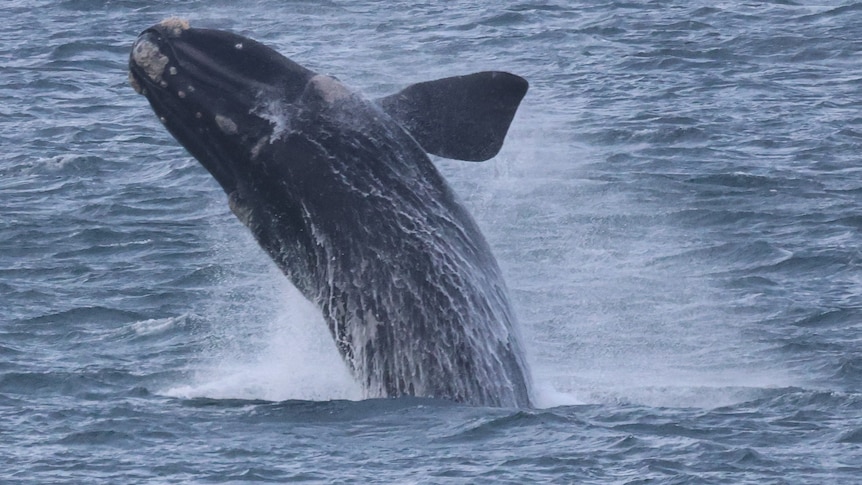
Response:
[163,218,361,402]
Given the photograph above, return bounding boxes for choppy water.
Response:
[2,1,861,483]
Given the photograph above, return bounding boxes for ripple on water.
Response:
[1,1,861,483]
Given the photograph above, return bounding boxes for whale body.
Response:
[129,19,532,407]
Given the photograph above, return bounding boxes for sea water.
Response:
[1,1,861,483]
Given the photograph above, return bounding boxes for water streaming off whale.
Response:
[2,1,861,482]
[128,21,532,407]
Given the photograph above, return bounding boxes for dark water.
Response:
[2,1,861,483]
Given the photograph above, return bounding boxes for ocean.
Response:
[2,0,861,483]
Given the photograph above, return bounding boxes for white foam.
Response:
[252,95,293,143]
[130,315,186,336]
[445,113,796,410]
[163,219,361,402]
[530,379,585,408]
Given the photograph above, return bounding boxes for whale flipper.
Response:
[377,71,528,162]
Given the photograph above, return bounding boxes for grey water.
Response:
[1,0,861,483]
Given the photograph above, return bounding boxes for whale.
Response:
[129,19,532,407]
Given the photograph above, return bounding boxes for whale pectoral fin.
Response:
[376,71,528,162]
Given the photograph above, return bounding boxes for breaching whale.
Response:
[129,18,532,407]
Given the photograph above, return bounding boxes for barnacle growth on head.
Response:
[131,37,169,83]
[159,17,190,37]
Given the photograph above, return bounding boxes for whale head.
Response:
[128,19,316,193]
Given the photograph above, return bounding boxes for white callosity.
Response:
[215,114,239,135]
[131,38,169,84]
[159,17,190,38]
[309,75,352,104]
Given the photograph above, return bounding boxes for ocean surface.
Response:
[2,0,861,483]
